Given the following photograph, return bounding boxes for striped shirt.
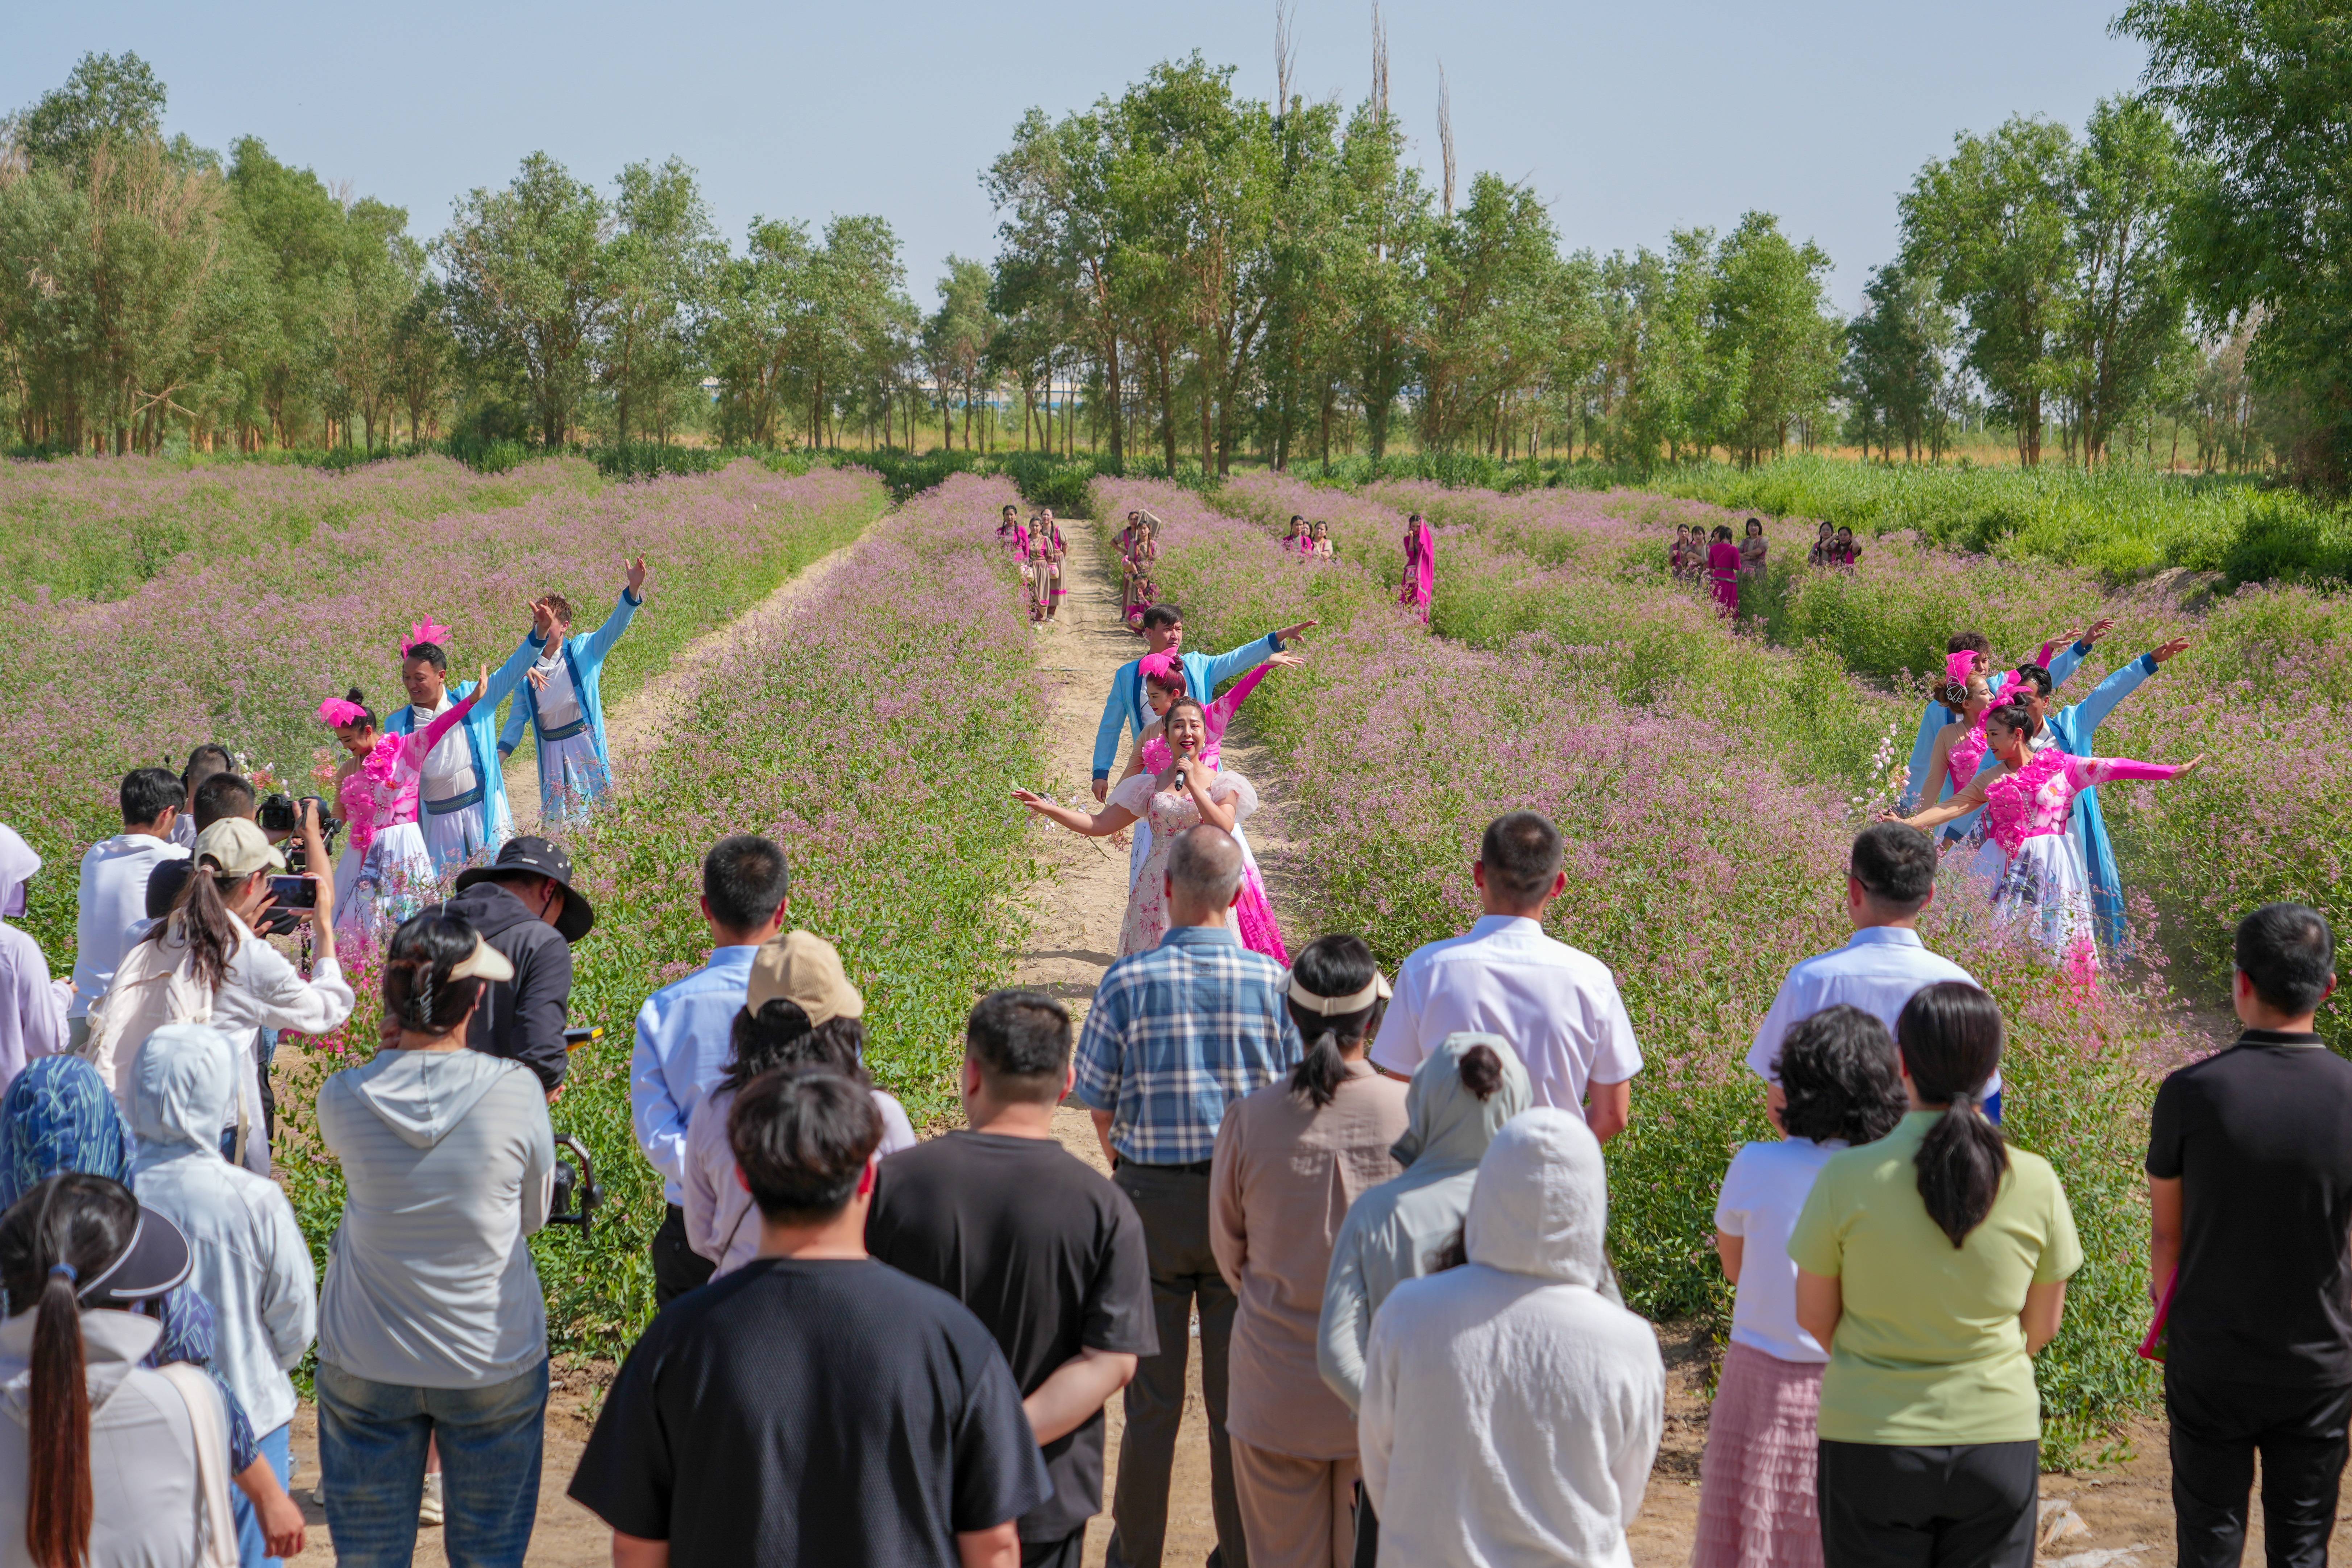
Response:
[1074,926,1302,1166]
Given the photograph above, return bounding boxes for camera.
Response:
[265,875,318,909]
[547,1132,602,1236]
[259,795,340,872]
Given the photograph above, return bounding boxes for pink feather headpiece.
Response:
[1943,651,1986,688]
[317,696,369,728]
[1138,651,1185,689]
[400,618,453,657]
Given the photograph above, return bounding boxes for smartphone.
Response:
[265,875,318,909]
[563,1025,604,1052]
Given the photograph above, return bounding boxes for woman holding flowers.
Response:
[1015,698,1259,955]
[1894,699,2199,976]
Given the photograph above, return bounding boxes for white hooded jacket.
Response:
[129,1023,317,1436]
[0,827,64,1089]
[1360,1108,1664,1568]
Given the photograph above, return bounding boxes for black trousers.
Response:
[1352,1483,1378,1568]
[1020,1533,1085,1568]
[650,1203,715,1307]
[2168,1368,2352,1568]
[1817,1439,2039,1568]
[1104,1161,1246,1568]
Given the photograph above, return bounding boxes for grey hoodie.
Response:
[1317,1032,1531,1410]
[316,1048,555,1388]
[129,1023,316,1435]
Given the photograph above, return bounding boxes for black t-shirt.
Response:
[867,1131,1158,1543]
[2148,1030,2352,1386]
[567,1255,1052,1565]
[146,857,191,921]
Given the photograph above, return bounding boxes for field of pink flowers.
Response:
[1123,472,2175,1457]
[275,471,1048,1347]
[3,457,887,963]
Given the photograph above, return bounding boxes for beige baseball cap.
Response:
[746,930,865,1028]
[194,818,285,879]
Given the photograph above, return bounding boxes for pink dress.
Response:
[1134,667,1287,963]
[1708,540,1743,615]
[1976,751,2181,978]
[1400,523,1435,621]
[336,689,479,935]
[1107,770,1263,957]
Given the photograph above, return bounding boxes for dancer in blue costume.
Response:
[1900,620,2114,816]
[498,557,650,822]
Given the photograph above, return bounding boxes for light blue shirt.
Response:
[1745,926,1997,1098]
[629,946,759,1206]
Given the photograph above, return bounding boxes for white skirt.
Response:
[534,730,610,822]
[1991,832,2098,976]
[342,821,439,941]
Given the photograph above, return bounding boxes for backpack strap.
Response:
[153,1362,239,1568]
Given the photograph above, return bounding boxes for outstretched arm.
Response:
[1204,652,1301,740]
[1013,789,1140,838]
[582,561,647,665]
[1895,773,1993,832]
[2067,639,2185,746]
[2066,755,2200,790]
[476,624,544,711]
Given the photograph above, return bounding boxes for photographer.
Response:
[89,819,353,1175]
[171,743,235,850]
[439,836,590,1098]
[148,776,332,925]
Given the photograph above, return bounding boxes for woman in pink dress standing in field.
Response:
[1399,514,1434,622]
[1706,524,1742,617]
[318,663,487,937]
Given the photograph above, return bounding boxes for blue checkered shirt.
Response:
[1074,926,1303,1165]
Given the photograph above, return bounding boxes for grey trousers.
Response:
[1106,1161,1247,1568]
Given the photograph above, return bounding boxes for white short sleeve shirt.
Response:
[1745,926,1999,1100]
[1715,1137,1842,1364]
[1369,915,1642,1116]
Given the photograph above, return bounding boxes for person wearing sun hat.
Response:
[314,910,557,1567]
[680,927,916,1279]
[0,1170,252,1568]
[441,836,595,1097]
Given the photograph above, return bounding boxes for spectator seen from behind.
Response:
[570,1066,1052,1567]
[0,825,64,1089]
[439,836,594,1097]
[129,1022,319,1568]
[1748,823,1991,1116]
[314,913,555,1568]
[1360,1108,1665,1565]
[1073,824,1302,1568]
[684,927,916,1277]
[1790,983,2080,1568]
[1210,935,1409,1568]
[867,991,1157,1568]
[69,767,188,1052]
[1369,810,1641,1138]
[171,742,235,850]
[2149,903,2352,1568]
[1695,1005,1906,1568]
[628,834,791,1305]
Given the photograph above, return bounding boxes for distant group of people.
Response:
[1671,516,1858,617]
[1001,504,1071,625]
[1278,514,1339,559]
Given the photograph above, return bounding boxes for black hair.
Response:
[402,642,449,672]
[704,834,790,933]
[2236,903,2336,1016]
[966,991,1072,1103]
[1140,603,1182,632]
[381,912,490,1036]
[1711,523,1733,542]
[118,767,182,829]
[1284,935,1385,1109]
[1479,810,1563,905]
[338,688,378,731]
[728,1066,882,1223]
[1836,525,1854,536]
[1896,983,2008,1247]
[2009,662,2054,698]
[1850,822,1937,909]
[1745,517,1763,533]
[179,743,233,793]
[1458,1042,1505,1098]
[1947,631,1991,658]
[0,1174,139,1568]
[1777,1005,1907,1145]
[191,773,256,833]
[1984,697,2036,739]
[721,999,869,1096]
[1932,664,1982,715]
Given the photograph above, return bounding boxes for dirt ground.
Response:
[281,520,2274,1565]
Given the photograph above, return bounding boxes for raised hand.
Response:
[2176,754,2204,773]
[531,598,558,641]
[1265,651,1307,670]
[2150,636,2193,665]
[2082,618,2117,645]
[1276,619,1320,644]
[624,555,649,597]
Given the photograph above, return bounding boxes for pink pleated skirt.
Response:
[1691,1342,1824,1568]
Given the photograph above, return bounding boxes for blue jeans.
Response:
[316,1359,548,1568]
[232,1422,293,1568]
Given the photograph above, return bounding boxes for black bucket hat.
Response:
[455,836,596,942]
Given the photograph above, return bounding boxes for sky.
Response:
[2,0,2148,313]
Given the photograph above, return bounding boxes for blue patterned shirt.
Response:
[1074,926,1302,1165]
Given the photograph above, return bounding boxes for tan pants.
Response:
[1233,1438,1358,1568]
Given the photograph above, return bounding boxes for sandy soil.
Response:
[279,518,2244,1566]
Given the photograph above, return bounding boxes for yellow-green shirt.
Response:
[1786,1111,2082,1445]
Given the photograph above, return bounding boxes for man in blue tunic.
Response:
[499,557,650,822]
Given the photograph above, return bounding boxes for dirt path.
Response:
[501,538,867,831]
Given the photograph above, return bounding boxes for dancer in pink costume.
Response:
[1399,513,1435,621]
[1114,649,1303,962]
[1013,700,1264,957]
[317,667,485,939]
[1895,700,2199,979]
[1706,524,1742,617]
[997,503,1025,553]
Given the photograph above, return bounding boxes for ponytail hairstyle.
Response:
[146,851,252,992]
[1896,982,2008,1247]
[0,1173,140,1568]
[1283,935,1387,1109]
[381,912,490,1037]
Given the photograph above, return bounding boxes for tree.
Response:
[2058,97,2192,466]
[1901,116,2077,466]
[1709,212,1841,463]
[1336,101,1433,461]
[2117,0,2352,482]
[601,158,719,450]
[1417,174,1561,452]
[708,216,819,448]
[438,152,612,448]
[925,257,995,449]
[1845,261,1958,461]
[7,52,166,172]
